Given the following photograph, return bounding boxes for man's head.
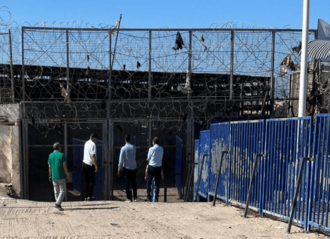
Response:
[90,133,98,143]
[152,137,159,145]
[53,142,61,151]
[125,135,131,143]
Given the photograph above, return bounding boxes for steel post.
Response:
[212,151,229,206]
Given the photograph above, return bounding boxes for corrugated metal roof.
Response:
[305,40,330,59]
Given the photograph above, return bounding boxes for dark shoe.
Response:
[146,197,152,202]
[87,197,94,201]
[155,198,159,202]
[55,204,63,211]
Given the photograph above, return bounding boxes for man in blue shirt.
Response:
[146,137,164,202]
[118,135,137,202]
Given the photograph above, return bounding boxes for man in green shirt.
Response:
[48,142,69,211]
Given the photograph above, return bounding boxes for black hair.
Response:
[90,133,98,139]
[125,135,131,142]
[153,137,159,144]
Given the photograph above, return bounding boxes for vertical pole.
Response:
[18,105,23,198]
[102,121,108,200]
[195,154,208,202]
[66,30,70,97]
[148,30,152,101]
[287,158,310,233]
[21,28,27,199]
[109,29,112,101]
[270,30,275,117]
[230,30,234,100]
[109,120,114,199]
[148,31,152,149]
[298,0,310,117]
[148,117,152,147]
[244,154,262,217]
[21,28,25,116]
[23,120,29,199]
[188,30,192,101]
[185,30,193,198]
[64,123,68,201]
[8,29,14,103]
[212,151,228,206]
[108,30,112,200]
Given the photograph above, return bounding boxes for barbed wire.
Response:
[0,9,320,136]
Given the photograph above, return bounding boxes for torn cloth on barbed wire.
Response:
[173,32,184,50]
[279,54,295,77]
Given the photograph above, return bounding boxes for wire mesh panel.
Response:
[0,31,13,103]
[229,120,265,211]
[111,120,183,195]
[309,114,330,232]
[234,31,272,76]
[208,122,230,202]
[274,31,315,99]
[27,121,106,201]
[192,31,231,74]
[263,117,312,229]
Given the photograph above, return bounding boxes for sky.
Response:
[1,0,329,29]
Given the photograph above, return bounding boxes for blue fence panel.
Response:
[263,117,312,229]
[208,122,230,203]
[229,120,265,212]
[175,136,183,195]
[309,114,330,232]
[194,139,200,200]
[198,130,210,199]
[72,138,103,200]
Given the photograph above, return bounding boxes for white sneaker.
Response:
[125,199,131,202]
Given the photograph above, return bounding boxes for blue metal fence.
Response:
[309,114,330,232]
[230,120,265,212]
[193,116,324,232]
[193,139,200,200]
[198,130,210,199]
[208,122,230,203]
[263,117,312,229]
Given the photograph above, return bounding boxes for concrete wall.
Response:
[0,126,12,183]
[0,104,21,197]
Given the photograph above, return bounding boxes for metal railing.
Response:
[193,115,330,233]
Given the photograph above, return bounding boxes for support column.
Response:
[298,0,310,117]
[66,30,70,101]
[9,29,14,103]
[230,30,234,100]
[270,30,275,116]
[108,120,114,199]
[64,123,68,201]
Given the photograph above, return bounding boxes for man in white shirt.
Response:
[146,137,164,202]
[118,135,137,202]
[83,133,98,201]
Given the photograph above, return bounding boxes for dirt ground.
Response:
[0,184,328,239]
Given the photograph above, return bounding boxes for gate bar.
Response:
[287,157,313,233]
[244,154,263,217]
[212,151,229,206]
[195,154,209,202]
